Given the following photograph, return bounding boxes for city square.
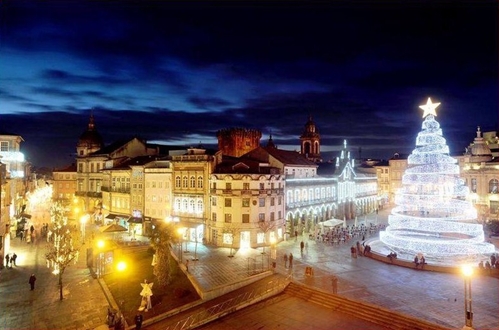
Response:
[1,2,498,330]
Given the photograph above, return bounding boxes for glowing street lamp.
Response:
[461,265,474,330]
[116,261,127,306]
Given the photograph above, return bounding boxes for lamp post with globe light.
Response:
[177,228,184,262]
[97,240,105,278]
[461,265,474,330]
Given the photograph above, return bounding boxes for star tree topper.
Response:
[419,97,440,118]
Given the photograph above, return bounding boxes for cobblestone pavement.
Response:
[1,207,498,330]
[0,235,109,329]
[185,208,499,330]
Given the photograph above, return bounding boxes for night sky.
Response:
[1,1,497,169]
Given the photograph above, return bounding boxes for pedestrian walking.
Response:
[20,230,24,241]
[29,274,37,290]
[134,313,144,330]
[5,254,10,268]
[185,259,189,272]
[283,253,288,268]
[289,253,294,268]
[331,275,338,294]
[300,240,304,254]
[11,253,17,266]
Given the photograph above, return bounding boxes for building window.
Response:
[190,176,195,188]
[226,182,232,190]
[270,197,275,206]
[0,141,9,151]
[242,214,250,223]
[278,211,281,219]
[258,213,265,222]
[182,176,188,188]
[259,183,265,190]
[256,232,265,244]
[243,182,250,190]
[223,233,233,244]
[471,178,477,193]
[278,197,282,205]
[242,198,250,207]
[175,176,181,188]
[225,198,232,207]
[197,176,203,188]
[489,179,498,194]
[197,200,203,213]
[224,214,232,223]
[212,197,217,206]
[182,199,188,211]
[212,212,217,222]
[189,200,195,212]
[270,212,275,221]
[259,198,265,207]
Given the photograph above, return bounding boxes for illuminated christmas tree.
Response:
[379,98,496,263]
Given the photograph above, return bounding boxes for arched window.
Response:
[490,179,499,194]
[295,190,300,202]
[182,198,188,211]
[190,176,196,188]
[182,176,188,188]
[189,199,195,212]
[197,200,203,213]
[175,176,181,188]
[197,176,203,188]
[175,198,181,212]
[287,190,293,204]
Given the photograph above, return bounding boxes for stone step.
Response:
[284,282,449,330]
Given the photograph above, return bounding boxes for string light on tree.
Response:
[379,98,496,264]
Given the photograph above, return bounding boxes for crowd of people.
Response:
[478,253,499,273]
[311,223,385,246]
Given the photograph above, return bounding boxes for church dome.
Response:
[77,113,103,150]
[468,127,492,162]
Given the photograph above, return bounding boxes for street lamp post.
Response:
[116,261,127,308]
[97,240,105,278]
[80,216,87,244]
[462,265,474,330]
[177,228,184,262]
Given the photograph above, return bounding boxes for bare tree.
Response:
[257,220,275,255]
[222,223,241,257]
[45,202,81,301]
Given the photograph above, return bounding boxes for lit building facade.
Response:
[171,148,215,245]
[458,127,499,220]
[210,149,285,249]
[0,132,26,268]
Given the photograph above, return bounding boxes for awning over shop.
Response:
[179,221,204,229]
[105,213,129,220]
[128,217,143,224]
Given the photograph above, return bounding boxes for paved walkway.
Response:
[182,208,499,330]
[0,235,109,329]
[1,207,498,330]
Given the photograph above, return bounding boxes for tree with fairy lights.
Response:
[150,220,176,287]
[380,98,495,264]
[45,202,81,301]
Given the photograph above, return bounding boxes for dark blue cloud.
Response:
[0,1,497,168]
